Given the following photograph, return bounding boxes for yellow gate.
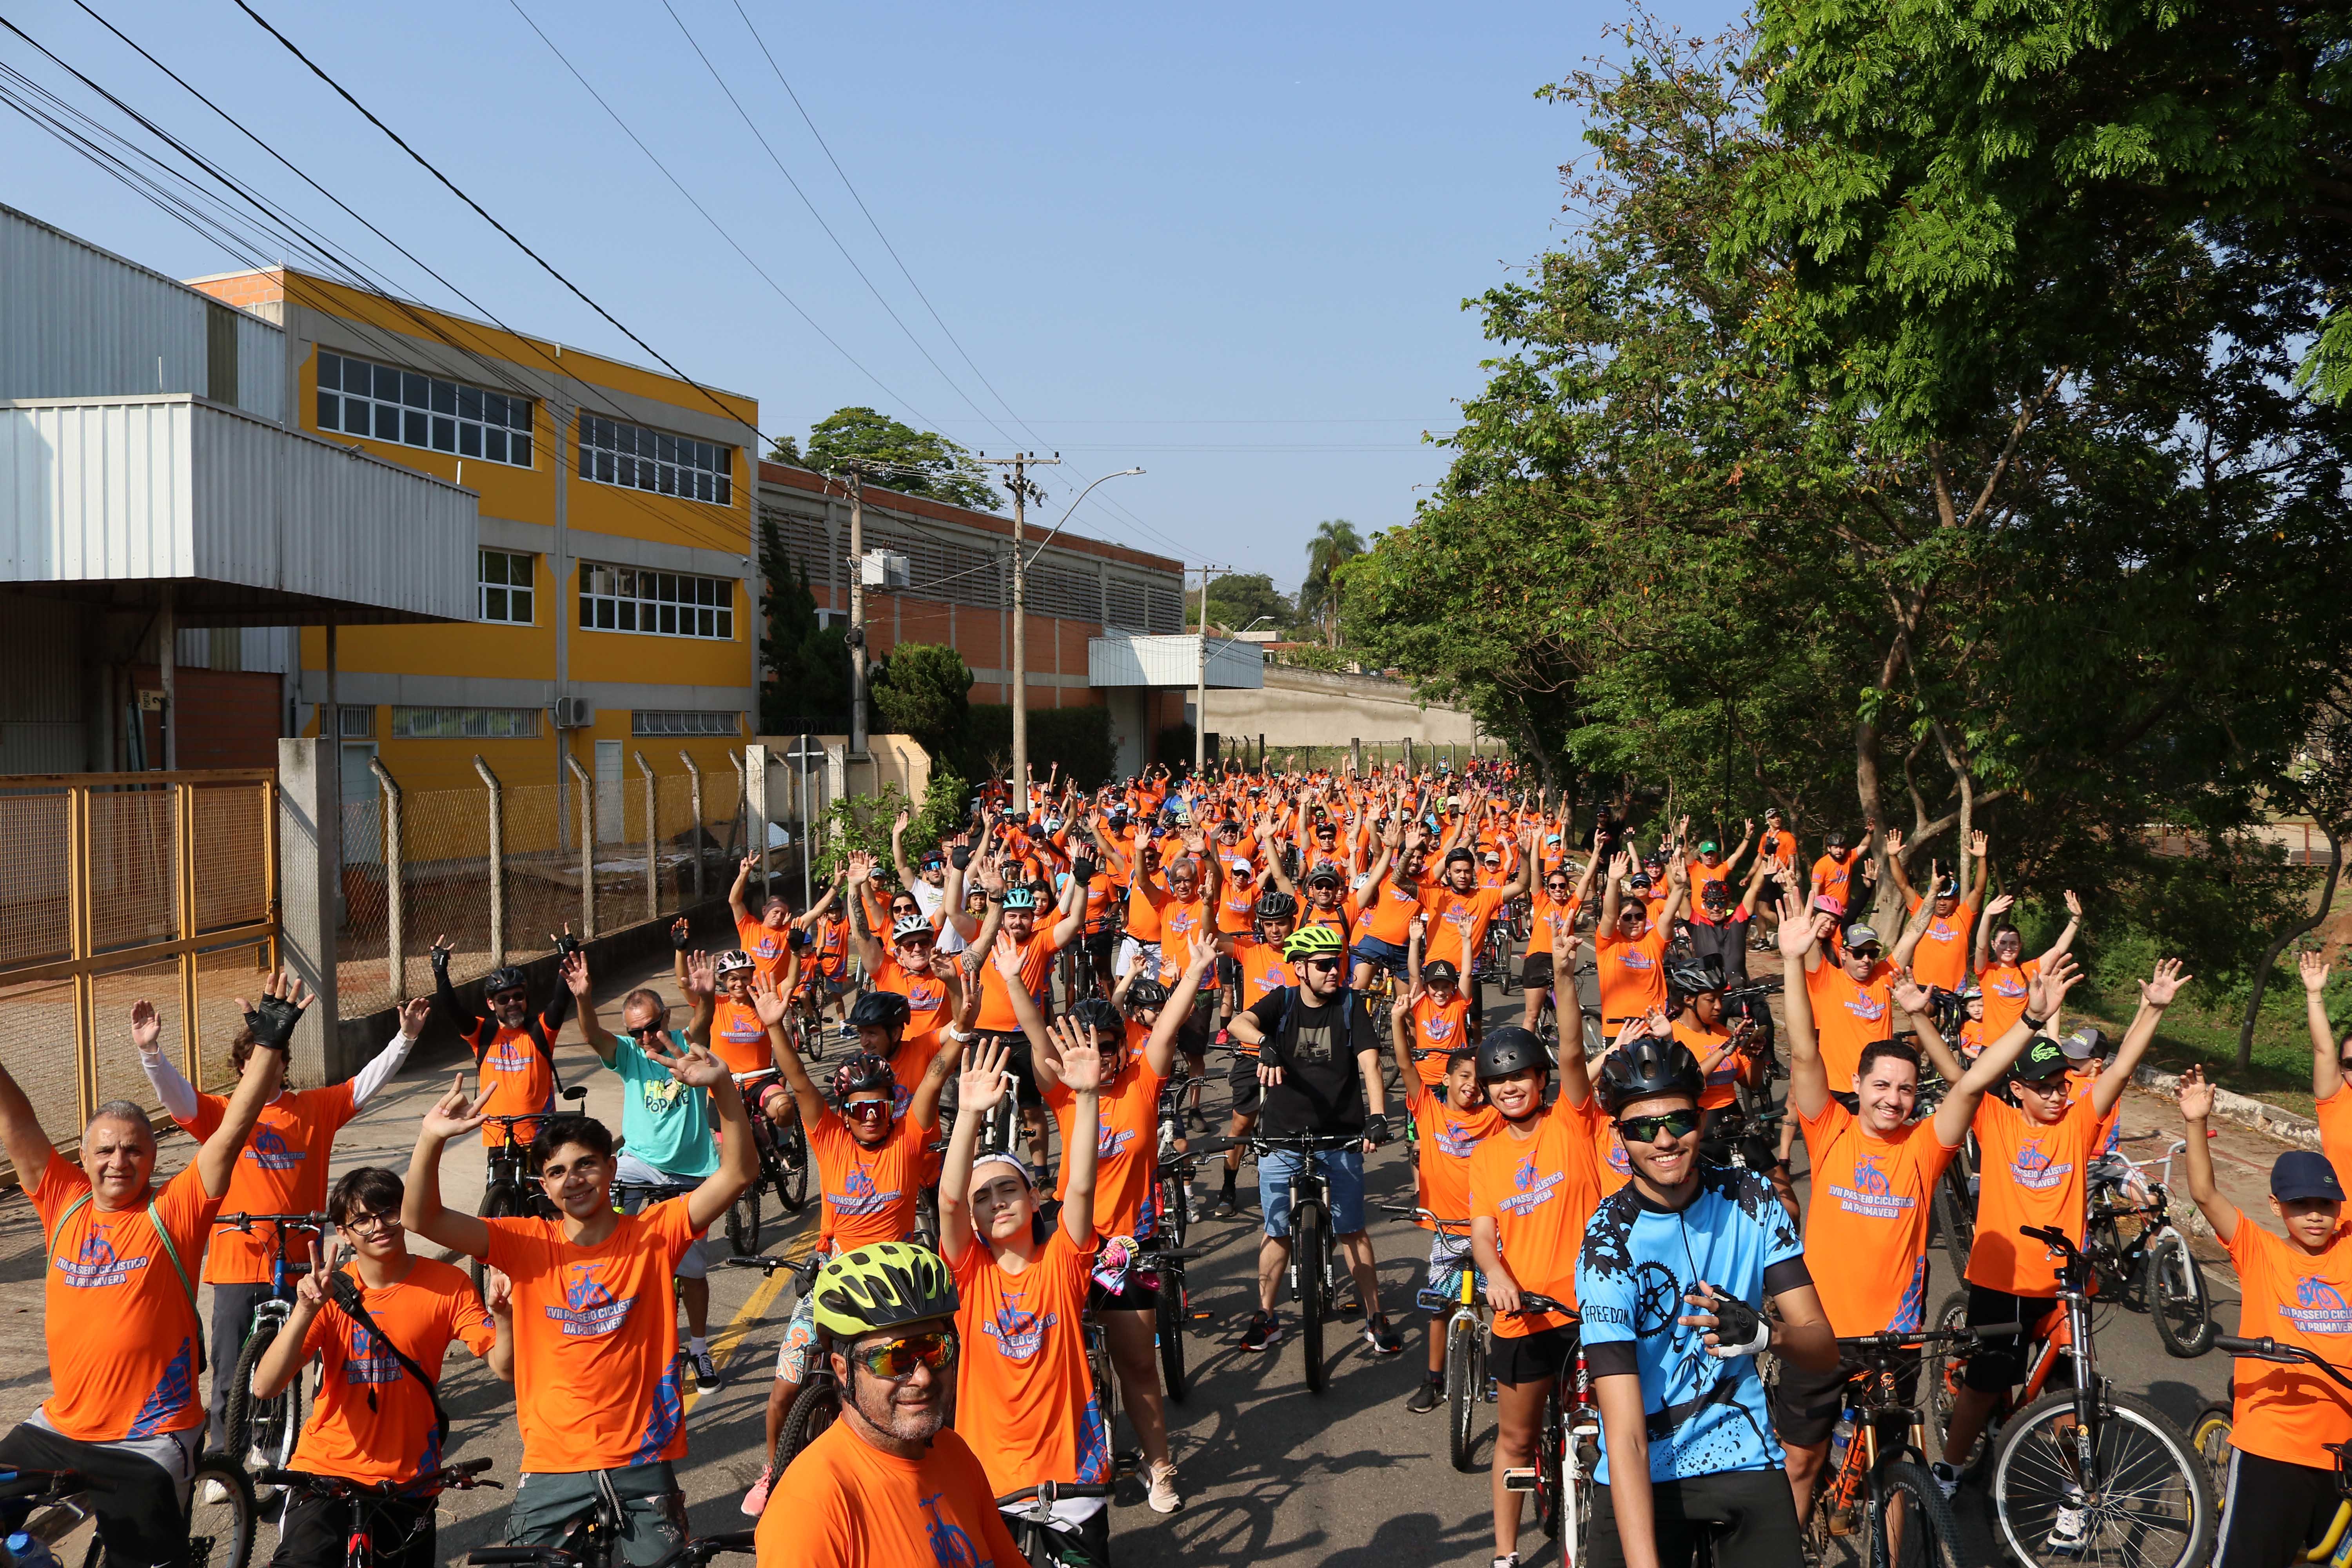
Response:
[0,769,278,1151]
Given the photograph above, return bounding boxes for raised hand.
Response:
[2302,949,2333,995]
[482,1265,514,1319]
[669,916,692,951]
[430,934,456,971]
[1187,938,1219,984]
[682,951,716,1000]
[845,850,875,886]
[422,1074,492,1141]
[1969,829,1988,859]
[561,951,592,998]
[960,1039,1013,1113]
[976,853,1006,895]
[2026,953,2082,1018]
[2063,889,2083,919]
[739,853,759,877]
[750,973,790,1029]
[2178,1064,2215,1122]
[894,807,911,835]
[1984,892,2016,920]
[1892,968,1933,1016]
[2140,957,2193,1009]
[1884,828,1905,859]
[398,995,433,1037]
[130,999,163,1054]
[1644,1005,1673,1038]
[291,1234,330,1311]
[1054,1020,1104,1093]
[644,1033,726,1089]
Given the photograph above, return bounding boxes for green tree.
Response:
[1298,520,1365,646]
[1193,572,1293,636]
[803,407,999,512]
[869,642,973,757]
[757,518,849,728]
[766,433,803,465]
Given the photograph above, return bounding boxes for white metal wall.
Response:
[1087,633,1265,689]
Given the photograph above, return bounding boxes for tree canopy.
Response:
[1191,571,1296,636]
[788,407,1001,513]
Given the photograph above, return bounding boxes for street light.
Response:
[1008,466,1145,806]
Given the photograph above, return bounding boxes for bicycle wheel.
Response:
[1157,1264,1189,1403]
[1918,1292,1977,1472]
[1445,1314,1480,1473]
[475,1181,522,1298]
[1932,1167,1975,1285]
[1872,1459,1963,1568]
[776,1123,809,1212]
[2146,1230,2214,1358]
[1566,1418,1601,1565]
[776,1378,841,1469]
[1159,1171,1189,1250]
[1535,1395,1564,1539]
[2189,1402,2231,1490]
[225,1318,298,1468]
[1296,1201,1328,1394]
[727,1179,761,1257]
[1990,1387,2214,1568]
[188,1452,255,1568]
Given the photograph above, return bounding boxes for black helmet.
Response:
[1122,976,1171,1009]
[1664,959,1720,1003]
[1476,1026,1550,1082]
[485,966,527,1000]
[1305,861,1345,887]
[847,991,911,1033]
[1257,889,1299,922]
[1423,959,1461,986]
[1597,1035,1705,1115]
[1070,997,1125,1044]
[1826,826,1851,849]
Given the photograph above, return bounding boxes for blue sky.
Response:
[0,0,1738,592]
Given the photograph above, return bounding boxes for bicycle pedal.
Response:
[1502,1468,1539,1493]
[1826,1507,1858,1537]
[1113,1449,1144,1480]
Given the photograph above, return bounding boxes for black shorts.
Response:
[1769,1346,1918,1449]
[1217,953,1242,993]
[1175,997,1213,1058]
[1520,952,1555,992]
[1588,1468,1802,1568]
[1961,1283,2064,1391]
[1228,1055,1263,1116]
[1491,1325,1579,1388]
[2215,1447,2344,1568]
[980,1031,1046,1109]
[1087,1273,1162,1314]
[269,1485,437,1568]
[1082,928,1116,960]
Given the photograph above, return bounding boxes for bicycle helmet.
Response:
[714,949,756,979]
[831,1052,897,1102]
[1304,862,1345,888]
[1699,878,1733,911]
[810,1241,958,1340]
[847,991,911,1033]
[1122,976,1171,1010]
[1002,885,1040,911]
[1596,1035,1705,1116]
[1664,959,1720,1003]
[1475,1026,1548,1082]
[1257,889,1299,922]
[1422,959,1461,987]
[1070,997,1126,1045]
[891,912,935,944]
[1282,925,1347,962]
[484,966,527,1000]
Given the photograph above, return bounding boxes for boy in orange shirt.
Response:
[1387,983,1499,1416]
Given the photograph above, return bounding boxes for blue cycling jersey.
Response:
[1575,1163,1808,1485]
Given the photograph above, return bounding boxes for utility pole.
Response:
[1193,562,1230,777]
[975,451,1060,812]
[841,463,873,760]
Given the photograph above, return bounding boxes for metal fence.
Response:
[1203,739,1509,776]
[0,769,278,1148]
[338,751,760,1014]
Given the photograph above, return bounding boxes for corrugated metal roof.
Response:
[0,394,474,623]
[1088,633,1264,689]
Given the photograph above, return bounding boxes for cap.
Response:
[1764,805,1782,819]
[2059,1025,2105,1062]
[1844,922,1882,950]
[1481,850,1500,863]
[2009,1036,2071,1084]
[2272,1151,2347,1203]
[1699,840,1719,854]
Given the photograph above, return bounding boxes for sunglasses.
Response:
[1301,955,1343,972]
[844,1099,891,1122]
[847,1330,958,1380]
[1848,947,1883,962]
[1617,1108,1702,1143]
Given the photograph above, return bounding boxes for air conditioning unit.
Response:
[860,550,911,589]
[552,696,596,729]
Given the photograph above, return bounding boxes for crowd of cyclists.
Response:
[2,755,2349,1568]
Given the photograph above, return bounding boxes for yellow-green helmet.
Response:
[810,1241,958,1339]
[1282,924,1347,962]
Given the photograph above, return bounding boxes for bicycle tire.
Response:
[1871,1459,1963,1568]
[1931,1169,1974,1285]
[1296,1201,1328,1395]
[726,1180,760,1258]
[1159,1171,1189,1250]
[1990,1386,2214,1568]
[1535,1393,1564,1539]
[1158,1266,1189,1403]
[187,1452,256,1568]
[776,1378,840,1469]
[2189,1401,2232,1490]
[223,1318,293,1468]
[1918,1291,1978,1474]
[1567,1419,1601,1565]
[475,1181,523,1298]
[2146,1230,2214,1358]
[1445,1314,1480,1473]
[776,1122,810,1212]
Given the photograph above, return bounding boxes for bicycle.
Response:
[995,1481,1117,1568]
[2078,1140,2213,1357]
[1412,1214,1488,1474]
[2197,1336,2352,1564]
[723,1071,809,1258]
[1800,1325,2006,1568]
[216,1210,330,1475]
[1113,1241,1204,1406]
[1203,1130,1364,1394]
[0,1457,255,1568]
[1925,1224,2215,1566]
[723,1256,838,1472]
[1496,1293,1601,1564]
[252,1458,500,1568]
[476,1087,591,1294]
[468,1514,754,1568]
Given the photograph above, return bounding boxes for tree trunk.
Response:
[2239,822,2345,1071]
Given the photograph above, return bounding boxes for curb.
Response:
[2127,1063,2322,1152]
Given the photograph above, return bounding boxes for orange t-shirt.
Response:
[976,927,1063,1033]
[2317,1085,2352,1196]
[1409,993,1472,1085]
[1688,857,1734,903]
[474,1023,554,1149]
[1421,885,1508,971]
[1595,926,1669,1022]
[757,1419,1026,1568]
[1592,1115,1632,1196]
[1797,1099,1958,1336]
[2225,1218,2352,1466]
[1806,960,1896,1087]
[1903,895,1977,992]
[1812,851,1857,910]
[1357,873,1426,946]
[1410,1082,1501,1230]
[1978,958,2041,1044]
[1760,828,1797,871]
[1125,881,1165,944]
[809,1107,937,1249]
[1468,1094,1609,1335]
[874,956,953,1039]
[809,914,852,980]
[735,913,793,990]
[1154,896,1213,984]
[708,996,772,1077]
[1671,1018,1740,1111]
[1526,894,1579,961]
[483,1200,697,1472]
[1229,934,1296,1009]
[949,1228,1112,1495]
[1047,1060,1167,1242]
[1965,1093,2103,1297]
[178,1083,357,1284]
[290,1258,495,1482]
[1215,852,1260,933]
[32,1154,217,1442]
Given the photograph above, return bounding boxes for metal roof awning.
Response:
[0,393,478,625]
[1089,632,1264,690]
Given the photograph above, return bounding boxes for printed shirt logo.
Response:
[1607,1140,1630,1176]
[906,979,945,1012]
[1828,1154,1913,1219]
[1989,971,2027,999]
[981,1292,1060,1362]
[1842,991,1888,1024]
[56,1229,150,1289]
[831,1162,906,1218]
[544,1263,633,1337]
[1499,1154,1564,1217]
[1436,1119,1483,1160]
[487,1039,537,1073]
[244,1126,307,1172]
[2281,1278,2352,1336]
[1616,950,1655,972]
[1421,1014,1459,1045]
[344,1321,401,1385]
[918,1490,987,1568]
[1096,1124,1136,1159]
[2010,1140,2072,1192]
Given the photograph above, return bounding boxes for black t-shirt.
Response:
[1247,985,1379,1136]
[1687,910,1753,986]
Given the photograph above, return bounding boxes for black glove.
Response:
[1074,857,1099,885]
[553,930,584,960]
[245,992,304,1054]
[428,945,451,976]
[950,845,972,872]
[1704,1289,1769,1358]
[1362,1112,1392,1148]
[669,921,693,952]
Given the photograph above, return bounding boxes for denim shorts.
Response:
[1352,935,1408,977]
[1258,1145,1365,1238]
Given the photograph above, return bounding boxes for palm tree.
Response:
[1299,519,1365,648]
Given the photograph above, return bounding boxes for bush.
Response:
[812,762,968,883]
[870,643,972,757]
[958,704,1117,790]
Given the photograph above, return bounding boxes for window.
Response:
[632,710,740,737]
[337,705,375,739]
[477,549,535,624]
[390,706,543,739]
[578,562,735,639]
[315,350,534,467]
[577,415,732,506]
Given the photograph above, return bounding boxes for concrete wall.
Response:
[1196,664,1480,748]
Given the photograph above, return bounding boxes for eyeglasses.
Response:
[844,1099,891,1122]
[1617,1108,1702,1143]
[846,1329,958,1380]
[1301,955,1343,972]
[340,1210,401,1235]
[627,1021,668,1039]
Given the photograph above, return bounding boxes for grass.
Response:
[2067,981,2334,1118]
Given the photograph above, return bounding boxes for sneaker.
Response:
[740,1463,773,1516]
[1212,1187,1240,1219]
[1028,1164,1054,1191]
[691,1348,720,1393]
[1490,1557,1521,1568]
[1241,1310,1282,1352]
[198,1478,230,1506]
[1405,1378,1443,1414]
[1364,1314,1405,1356]
[1145,1461,1182,1514]
[2047,1487,2090,1555]
[1928,1460,1960,1501]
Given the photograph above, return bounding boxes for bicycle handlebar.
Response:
[215,1210,331,1232]
[257,1457,499,1497]
[996,1481,1118,1507]
[1510,1292,1577,1319]
[2020,1223,2082,1261]
[469,1550,577,1567]
[1192,1131,1368,1156]
[2215,1336,2352,1394]
[1835,1323,2020,1352]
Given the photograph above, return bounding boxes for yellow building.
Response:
[187,268,758,843]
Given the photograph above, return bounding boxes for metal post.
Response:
[742,744,771,900]
[848,470,867,759]
[175,779,198,1076]
[158,584,176,771]
[800,732,815,911]
[369,756,404,1001]
[1403,737,1414,774]
[1351,737,1361,774]
[635,750,659,924]
[474,755,505,969]
[680,750,705,898]
[564,753,596,938]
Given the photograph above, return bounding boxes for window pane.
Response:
[458,386,481,421]
[658,466,676,497]
[596,449,613,483]
[716,475,731,506]
[597,598,615,629]
[661,573,679,601]
[316,390,339,431]
[660,604,677,635]
[717,609,732,639]
[484,587,507,621]
[481,551,506,585]
[486,394,508,427]
[698,607,713,637]
[637,463,656,492]
[375,403,400,441]
[511,401,532,430]
[580,595,593,629]
[459,422,481,457]
[431,379,456,415]
[402,372,427,408]
[486,428,508,463]
[618,601,636,632]
[318,353,342,391]
[618,570,637,597]
[343,397,366,433]
[432,416,456,452]
[617,456,635,488]
[405,410,428,446]
[510,434,532,468]
[512,589,532,622]
[374,364,399,400]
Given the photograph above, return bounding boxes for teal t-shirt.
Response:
[615,1030,718,1179]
